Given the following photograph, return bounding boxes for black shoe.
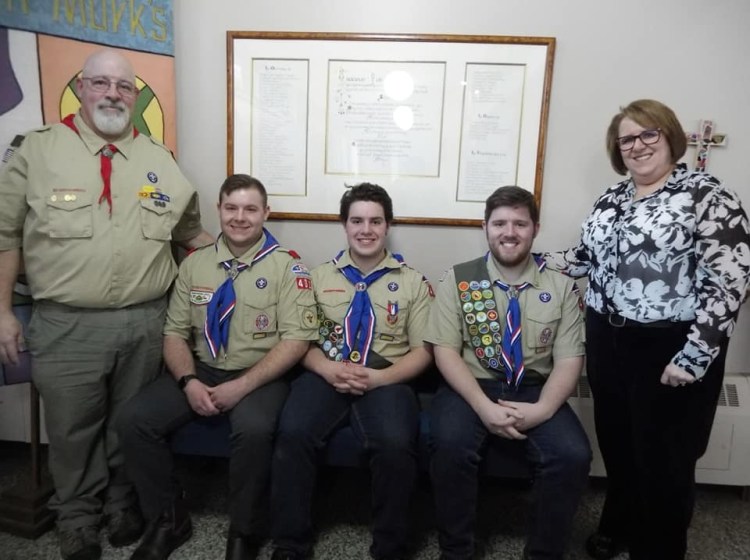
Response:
[108,505,145,547]
[130,500,192,560]
[59,526,102,560]
[270,548,307,560]
[585,532,624,560]
[225,530,262,560]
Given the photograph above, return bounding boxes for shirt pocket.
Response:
[45,192,93,238]
[524,306,561,359]
[139,198,173,240]
[373,299,409,337]
[316,290,351,323]
[243,300,278,336]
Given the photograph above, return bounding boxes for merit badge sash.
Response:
[316,308,393,370]
[454,257,504,375]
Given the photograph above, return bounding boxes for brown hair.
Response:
[484,186,538,224]
[219,174,268,206]
[605,99,687,175]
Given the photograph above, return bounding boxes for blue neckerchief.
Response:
[333,250,403,365]
[488,252,546,387]
[204,229,280,359]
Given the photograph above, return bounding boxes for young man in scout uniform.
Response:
[0,49,212,560]
[117,174,318,560]
[426,186,591,560]
[269,183,434,560]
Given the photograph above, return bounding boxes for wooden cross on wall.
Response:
[686,119,727,172]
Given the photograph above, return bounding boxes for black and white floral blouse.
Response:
[545,163,750,379]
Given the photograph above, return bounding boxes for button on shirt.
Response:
[0,113,203,308]
[544,163,750,379]
[426,255,584,380]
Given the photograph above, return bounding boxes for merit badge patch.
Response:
[189,290,213,305]
[255,313,270,331]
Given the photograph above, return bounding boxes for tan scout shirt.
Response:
[426,255,584,380]
[164,232,319,370]
[313,250,433,361]
[0,113,203,308]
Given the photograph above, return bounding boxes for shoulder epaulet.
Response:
[183,243,213,260]
[144,135,176,157]
[275,246,302,259]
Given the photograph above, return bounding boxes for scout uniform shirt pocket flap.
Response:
[525,305,561,352]
[243,300,278,336]
[138,197,173,240]
[45,191,93,238]
[317,289,351,320]
[373,299,409,335]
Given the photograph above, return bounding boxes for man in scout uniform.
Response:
[426,186,591,560]
[0,49,212,560]
[117,174,318,560]
[270,183,434,560]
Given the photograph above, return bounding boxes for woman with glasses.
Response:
[545,99,750,560]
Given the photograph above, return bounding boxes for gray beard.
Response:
[92,107,130,137]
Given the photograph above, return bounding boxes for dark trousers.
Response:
[117,362,288,537]
[586,309,727,560]
[270,370,419,560]
[429,380,591,560]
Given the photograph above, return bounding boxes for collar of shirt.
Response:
[72,111,136,159]
[334,249,401,273]
[486,253,544,289]
[619,162,688,201]
[213,232,267,266]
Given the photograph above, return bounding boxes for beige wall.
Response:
[173,0,750,373]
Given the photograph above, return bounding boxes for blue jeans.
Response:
[429,380,591,560]
[271,370,419,559]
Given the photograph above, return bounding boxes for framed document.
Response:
[228,32,555,226]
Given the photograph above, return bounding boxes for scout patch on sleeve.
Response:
[2,135,24,166]
[301,305,318,328]
[190,289,213,305]
[296,277,312,290]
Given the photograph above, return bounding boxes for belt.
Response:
[605,312,679,329]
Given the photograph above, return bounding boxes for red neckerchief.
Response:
[61,113,138,215]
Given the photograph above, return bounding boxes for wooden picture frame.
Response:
[228,31,555,226]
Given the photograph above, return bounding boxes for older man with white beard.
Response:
[0,49,213,560]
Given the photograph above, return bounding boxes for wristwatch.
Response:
[177,374,199,390]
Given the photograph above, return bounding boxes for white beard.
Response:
[92,104,131,137]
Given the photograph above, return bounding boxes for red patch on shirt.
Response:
[296,277,312,290]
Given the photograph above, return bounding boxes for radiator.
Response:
[568,373,750,487]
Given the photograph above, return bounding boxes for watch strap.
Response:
[177,374,199,390]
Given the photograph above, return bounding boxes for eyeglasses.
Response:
[81,76,138,98]
[616,128,662,151]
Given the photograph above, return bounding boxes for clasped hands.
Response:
[324,361,381,395]
[479,399,550,440]
[185,377,245,416]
